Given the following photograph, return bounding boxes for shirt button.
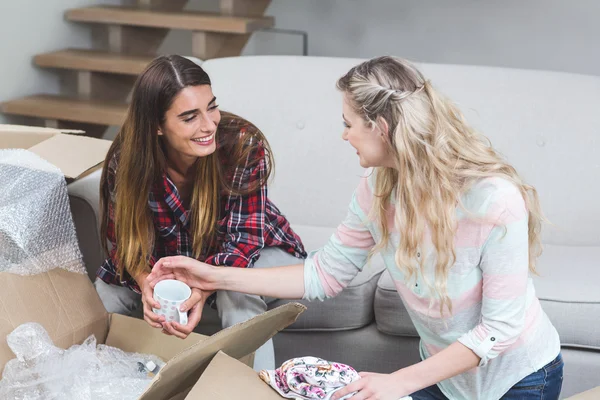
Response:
[417,252,421,258]
[491,337,496,342]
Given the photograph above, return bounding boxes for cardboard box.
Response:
[189,351,290,399]
[0,123,307,398]
[0,268,306,399]
[0,124,112,181]
[566,387,600,400]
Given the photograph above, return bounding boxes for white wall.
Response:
[0,0,120,124]
[242,0,600,76]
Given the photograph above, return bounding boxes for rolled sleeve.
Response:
[303,254,328,301]
[458,197,530,367]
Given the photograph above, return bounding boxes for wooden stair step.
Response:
[66,6,274,34]
[1,95,127,126]
[35,49,154,75]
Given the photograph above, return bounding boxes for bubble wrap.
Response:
[0,323,165,400]
[0,149,85,275]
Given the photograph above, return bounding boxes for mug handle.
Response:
[178,307,188,326]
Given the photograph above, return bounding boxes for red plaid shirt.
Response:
[97,127,306,293]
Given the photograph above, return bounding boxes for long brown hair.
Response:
[100,55,273,280]
[338,56,543,316]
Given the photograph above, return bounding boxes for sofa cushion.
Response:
[374,270,418,337]
[201,57,368,234]
[273,324,421,375]
[270,261,383,331]
[533,244,600,350]
[202,56,600,247]
[375,244,600,350]
[288,224,336,254]
[270,224,385,331]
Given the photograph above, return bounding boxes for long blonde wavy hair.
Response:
[337,56,543,315]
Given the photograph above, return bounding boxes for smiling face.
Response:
[341,94,393,169]
[158,84,221,167]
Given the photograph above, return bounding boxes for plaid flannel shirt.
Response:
[97,126,306,294]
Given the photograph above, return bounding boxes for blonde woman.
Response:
[146,56,562,400]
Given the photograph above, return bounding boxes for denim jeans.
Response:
[411,353,564,400]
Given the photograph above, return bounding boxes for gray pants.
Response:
[94,247,302,371]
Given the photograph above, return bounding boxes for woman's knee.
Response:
[253,247,304,269]
[94,278,142,316]
[216,290,268,325]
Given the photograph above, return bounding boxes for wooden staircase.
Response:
[65,6,273,33]
[1,0,272,136]
[34,49,153,75]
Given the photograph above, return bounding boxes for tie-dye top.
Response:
[303,170,561,400]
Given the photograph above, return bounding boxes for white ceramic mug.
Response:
[152,279,191,325]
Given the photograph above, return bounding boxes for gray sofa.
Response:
[68,56,600,398]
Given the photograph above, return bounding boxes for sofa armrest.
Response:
[67,168,104,281]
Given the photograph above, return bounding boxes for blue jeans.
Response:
[411,353,564,400]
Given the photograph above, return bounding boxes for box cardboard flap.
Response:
[28,134,112,180]
[0,125,83,134]
[0,269,109,373]
[167,389,192,400]
[186,351,284,400]
[0,124,111,180]
[567,387,600,400]
[139,302,306,400]
[0,131,54,150]
[0,125,83,150]
[106,313,207,361]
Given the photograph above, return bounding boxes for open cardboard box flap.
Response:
[0,124,112,180]
[0,267,305,399]
[187,351,284,399]
[137,301,306,399]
